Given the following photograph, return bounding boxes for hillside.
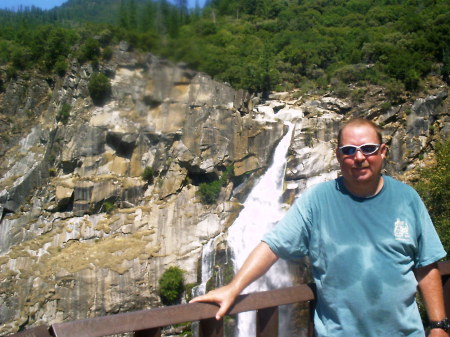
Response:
[0,0,448,93]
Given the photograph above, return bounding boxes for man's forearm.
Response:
[415,263,448,337]
[190,241,279,319]
[229,241,279,294]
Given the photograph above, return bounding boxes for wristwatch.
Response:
[430,317,450,331]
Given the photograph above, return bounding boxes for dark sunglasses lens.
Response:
[341,146,356,155]
[360,145,378,154]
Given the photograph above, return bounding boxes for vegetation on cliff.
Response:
[159,266,185,305]
[0,0,448,94]
[413,140,450,255]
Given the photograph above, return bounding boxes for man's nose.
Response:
[354,149,366,161]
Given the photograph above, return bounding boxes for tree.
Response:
[159,266,185,305]
[413,141,450,254]
[88,72,111,106]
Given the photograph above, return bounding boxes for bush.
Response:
[102,46,113,60]
[142,166,155,184]
[56,103,71,124]
[78,37,101,63]
[413,140,450,255]
[103,200,116,213]
[88,72,111,105]
[198,180,221,204]
[413,140,449,327]
[197,166,234,204]
[159,266,185,305]
[54,56,68,76]
[6,65,17,79]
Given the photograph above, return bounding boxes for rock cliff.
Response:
[0,45,448,335]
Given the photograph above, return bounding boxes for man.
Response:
[191,118,448,336]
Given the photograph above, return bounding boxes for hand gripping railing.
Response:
[7,260,450,337]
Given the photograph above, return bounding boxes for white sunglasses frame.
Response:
[338,143,381,156]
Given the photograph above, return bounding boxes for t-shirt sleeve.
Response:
[414,192,447,268]
[262,190,314,260]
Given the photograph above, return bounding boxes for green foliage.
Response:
[183,283,197,303]
[103,200,116,213]
[102,46,113,60]
[159,266,185,305]
[78,37,101,63]
[54,56,68,76]
[88,72,111,105]
[6,65,17,79]
[413,141,450,255]
[350,88,365,103]
[198,180,221,204]
[142,166,155,184]
[197,166,234,204]
[0,0,448,94]
[56,103,71,124]
[219,165,235,186]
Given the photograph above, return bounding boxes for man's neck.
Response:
[344,175,384,198]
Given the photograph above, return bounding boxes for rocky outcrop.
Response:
[0,47,286,334]
[0,45,448,335]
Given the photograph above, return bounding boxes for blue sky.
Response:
[1,0,205,11]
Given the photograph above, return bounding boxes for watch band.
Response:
[430,317,450,331]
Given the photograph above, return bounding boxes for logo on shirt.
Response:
[394,218,411,242]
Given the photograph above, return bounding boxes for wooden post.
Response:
[257,307,279,337]
[199,318,223,337]
[8,326,52,337]
[134,327,161,337]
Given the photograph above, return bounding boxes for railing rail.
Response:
[6,260,450,337]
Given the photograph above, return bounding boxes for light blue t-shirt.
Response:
[263,176,446,337]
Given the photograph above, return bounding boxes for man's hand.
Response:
[190,283,240,320]
[428,328,449,337]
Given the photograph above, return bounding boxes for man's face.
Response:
[336,124,386,188]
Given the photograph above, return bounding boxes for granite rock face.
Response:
[0,47,286,334]
[0,46,448,335]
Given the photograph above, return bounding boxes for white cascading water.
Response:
[194,233,226,297]
[226,122,295,337]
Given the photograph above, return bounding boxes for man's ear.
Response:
[380,143,388,159]
[335,147,341,162]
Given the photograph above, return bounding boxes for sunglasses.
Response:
[338,143,381,156]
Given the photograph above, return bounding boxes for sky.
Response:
[0,0,205,11]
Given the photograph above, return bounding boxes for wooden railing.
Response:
[7,260,450,337]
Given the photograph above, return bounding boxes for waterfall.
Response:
[193,233,225,297]
[226,122,295,337]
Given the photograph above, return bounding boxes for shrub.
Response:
[219,165,235,186]
[198,180,221,204]
[413,140,450,254]
[197,166,234,204]
[54,57,68,76]
[88,72,111,105]
[159,266,185,305]
[380,101,392,112]
[350,89,365,103]
[102,47,113,60]
[6,65,17,79]
[142,166,155,184]
[413,140,449,327]
[56,103,71,124]
[103,200,116,213]
[78,37,101,63]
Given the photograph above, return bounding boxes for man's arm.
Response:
[190,242,279,320]
[415,263,449,337]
